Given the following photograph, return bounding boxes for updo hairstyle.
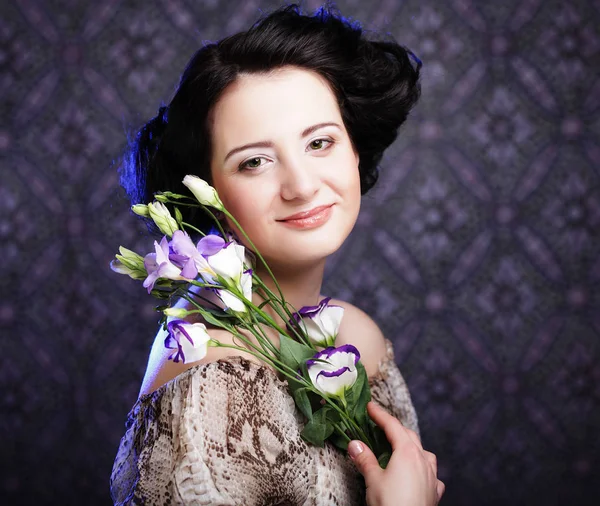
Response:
[120,3,422,235]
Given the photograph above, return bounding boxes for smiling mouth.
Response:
[277,204,334,229]
[278,204,334,222]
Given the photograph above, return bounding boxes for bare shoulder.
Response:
[328,297,389,377]
[137,295,261,398]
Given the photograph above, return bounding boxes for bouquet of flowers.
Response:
[111,175,393,468]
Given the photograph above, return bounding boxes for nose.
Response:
[279,154,319,202]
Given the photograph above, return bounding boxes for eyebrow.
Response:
[223,122,342,163]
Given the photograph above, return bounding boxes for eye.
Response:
[238,156,267,172]
[308,138,334,151]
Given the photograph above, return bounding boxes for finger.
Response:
[404,427,423,449]
[366,402,413,452]
[424,450,437,476]
[437,479,445,501]
[347,440,383,486]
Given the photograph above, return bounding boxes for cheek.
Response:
[215,180,270,237]
[337,151,361,200]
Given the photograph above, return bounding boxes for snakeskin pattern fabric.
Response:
[110,338,419,505]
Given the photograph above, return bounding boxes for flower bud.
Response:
[182,175,224,210]
[148,202,179,237]
[131,204,150,217]
[163,307,194,318]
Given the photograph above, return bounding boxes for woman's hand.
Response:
[348,402,445,506]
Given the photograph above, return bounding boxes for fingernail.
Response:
[348,441,364,460]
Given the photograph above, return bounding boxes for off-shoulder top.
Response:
[110,338,419,505]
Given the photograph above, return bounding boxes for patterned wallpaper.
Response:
[2,0,599,504]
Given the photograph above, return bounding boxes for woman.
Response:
[111,4,443,505]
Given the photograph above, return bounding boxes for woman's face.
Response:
[209,66,361,269]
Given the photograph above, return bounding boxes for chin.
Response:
[274,221,353,265]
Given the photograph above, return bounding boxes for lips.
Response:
[278,205,333,221]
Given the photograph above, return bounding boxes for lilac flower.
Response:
[169,230,212,280]
[164,320,211,364]
[306,344,361,399]
[142,237,191,293]
[290,297,344,347]
[171,231,252,311]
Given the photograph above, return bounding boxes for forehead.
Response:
[210,67,342,149]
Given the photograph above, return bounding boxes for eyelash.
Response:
[237,138,335,172]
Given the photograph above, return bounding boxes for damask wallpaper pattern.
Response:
[1,0,599,505]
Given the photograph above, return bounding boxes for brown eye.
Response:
[239,157,265,171]
[308,138,334,151]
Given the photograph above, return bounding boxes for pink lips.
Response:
[278,204,334,229]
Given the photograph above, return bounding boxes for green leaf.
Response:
[174,207,183,226]
[323,405,342,424]
[377,452,391,469]
[371,424,393,469]
[201,306,238,320]
[279,333,316,371]
[300,408,334,446]
[301,419,327,447]
[329,432,350,451]
[253,313,271,325]
[195,307,234,330]
[352,363,371,427]
[292,388,313,421]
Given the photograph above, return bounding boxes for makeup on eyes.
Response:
[236,137,336,172]
[224,121,342,163]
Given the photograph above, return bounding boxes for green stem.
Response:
[332,422,352,443]
[185,290,222,311]
[223,210,286,303]
[179,287,279,360]
[252,279,311,347]
[181,221,206,237]
[247,312,280,357]
[202,207,227,238]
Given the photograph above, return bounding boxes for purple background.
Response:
[2,0,600,504]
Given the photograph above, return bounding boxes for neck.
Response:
[254,258,326,328]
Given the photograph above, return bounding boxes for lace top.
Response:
[110,338,419,505]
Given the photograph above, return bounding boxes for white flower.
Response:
[217,269,253,313]
[164,320,212,364]
[206,243,245,284]
[148,202,179,237]
[291,297,344,347]
[306,345,360,399]
[182,175,224,210]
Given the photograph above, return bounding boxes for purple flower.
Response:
[306,344,361,398]
[142,237,191,293]
[169,230,209,280]
[164,319,211,364]
[290,297,344,347]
